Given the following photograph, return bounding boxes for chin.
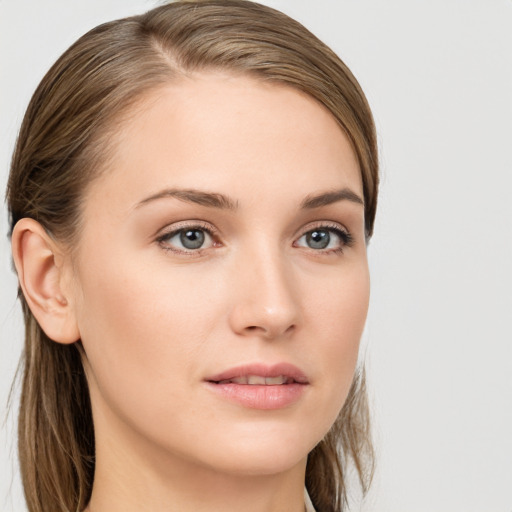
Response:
[189,423,319,477]
[206,448,307,477]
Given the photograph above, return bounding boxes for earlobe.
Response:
[11,218,80,344]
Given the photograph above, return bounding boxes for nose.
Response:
[228,247,300,340]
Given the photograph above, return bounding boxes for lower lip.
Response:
[205,382,307,410]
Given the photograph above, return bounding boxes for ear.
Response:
[11,218,80,344]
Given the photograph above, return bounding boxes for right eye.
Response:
[157,224,216,253]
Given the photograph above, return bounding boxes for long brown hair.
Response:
[6,1,379,511]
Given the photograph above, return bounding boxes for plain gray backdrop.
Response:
[1,1,511,511]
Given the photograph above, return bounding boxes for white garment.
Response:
[304,488,316,512]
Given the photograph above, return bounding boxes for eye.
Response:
[156,224,216,253]
[295,225,353,252]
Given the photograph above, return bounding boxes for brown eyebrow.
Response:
[136,186,363,211]
[300,188,364,209]
[136,188,239,210]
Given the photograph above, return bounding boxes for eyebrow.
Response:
[300,188,364,209]
[136,188,239,210]
[136,186,364,211]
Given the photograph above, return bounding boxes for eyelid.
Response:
[155,220,221,254]
[296,220,351,238]
[293,221,354,251]
[154,219,353,256]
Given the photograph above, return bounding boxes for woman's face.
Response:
[67,72,369,477]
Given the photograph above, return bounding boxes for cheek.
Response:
[307,257,369,348]
[72,248,222,424]
[303,260,369,425]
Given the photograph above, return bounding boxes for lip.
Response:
[204,363,309,410]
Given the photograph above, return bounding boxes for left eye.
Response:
[159,228,214,251]
[295,227,350,251]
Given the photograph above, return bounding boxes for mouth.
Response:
[206,363,309,386]
[212,375,300,385]
[204,363,309,410]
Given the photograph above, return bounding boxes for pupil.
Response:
[180,229,205,249]
[307,230,329,249]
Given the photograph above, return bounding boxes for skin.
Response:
[13,72,370,512]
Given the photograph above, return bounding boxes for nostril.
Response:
[245,325,266,334]
[242,323,296,339]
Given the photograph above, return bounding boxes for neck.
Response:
[85,399,307,512]
[87,451,307,512]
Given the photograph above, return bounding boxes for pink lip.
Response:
[204,363,309,410]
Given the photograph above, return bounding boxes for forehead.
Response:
[85,72,362,213]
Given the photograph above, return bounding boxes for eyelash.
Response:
[295,223,354,255]
[156,221,219,256]
[155,221,354,256]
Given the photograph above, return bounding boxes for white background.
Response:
[1,1,511,511]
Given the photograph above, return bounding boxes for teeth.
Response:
[247,375,266,385]
[230,376,248,384]
[265,376,287,385]
[218,375,290,385]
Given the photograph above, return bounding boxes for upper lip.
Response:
[205,363,309,384]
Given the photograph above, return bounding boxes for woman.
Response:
[6,1,379,511]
